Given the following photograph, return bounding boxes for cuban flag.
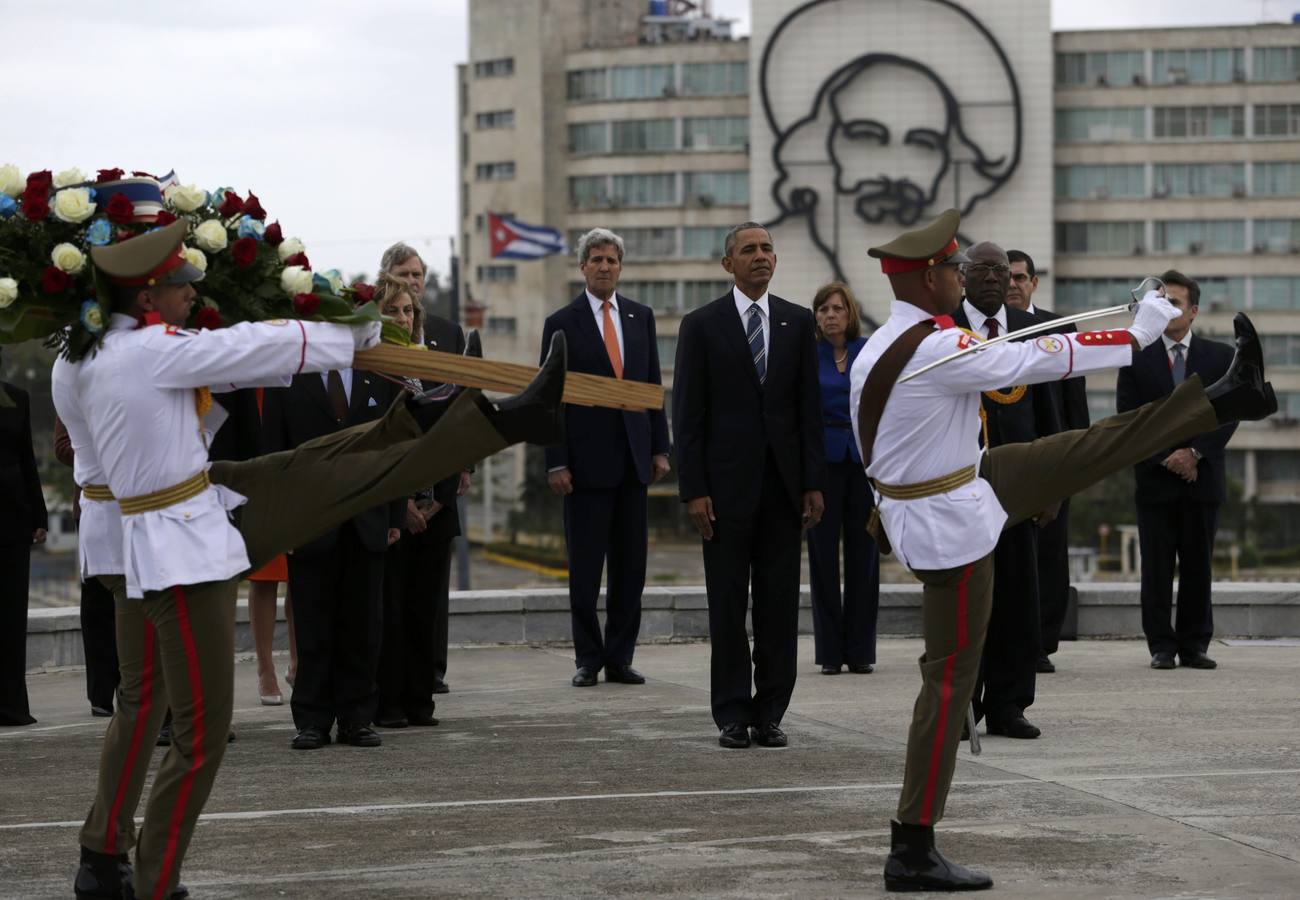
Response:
[488,212,567,260]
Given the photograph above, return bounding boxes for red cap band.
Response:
[879,238,959,274]
[106,245,187,287]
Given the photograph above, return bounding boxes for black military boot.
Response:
[73,845,132,899]
[883,820,992,892]
[1205,313,1277,424]
[477,330,566,446]
[464,329,482,358]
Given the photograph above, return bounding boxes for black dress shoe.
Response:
[571,666,598,687]
[433,680,450,694]
[74,845,132,899]
[464,330,482,358]
[848,663,874,674]
[1151,651,1177,670]
[156,722,171,747]
[291,726,331,750]
[986,715,1040,739]
[375,715,409,728]
[1206,313,1277,424]
[883,819,993,892]
[1179,650,1218,669]
[821,664,842,675]
[718,722,751,748]
[1036,655,1055,674]
[752,722,788,748]
[605,664,645,684]
[90,705,113,718]
[338,724,383,747]
[407,712,440,727]
[480,331,567,446]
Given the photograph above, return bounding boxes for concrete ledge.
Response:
[24,582,1300,672]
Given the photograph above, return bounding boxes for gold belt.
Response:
[873,464,978,501]
[118,471,211,516]
[81,483,116,502]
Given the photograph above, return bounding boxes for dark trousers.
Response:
[378,533,452,721]
[0,543,35,726]
[973,520,1041,725]
[288,527,385,732]
[563,462,648,670]
[81,575,120,711]
[702,452,801,729]
[1137,498,1219,656]
[806,460,879,667]
[1037,499,1072,656]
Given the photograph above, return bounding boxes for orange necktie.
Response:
[602,300,623,379]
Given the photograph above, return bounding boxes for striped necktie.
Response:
[746,304,766,384]
[1171,343,1186,383]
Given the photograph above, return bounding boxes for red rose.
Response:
[41,266,70,294]
[96,168,125,183]
[105,192,136,225]
[26,170,53,192]
[155,210,178,226]
[231,236,258,268]
[193,307,223,330]
[351,283,376,303]
[21,189,50,221]
[293,292,321,316]
[217,191,244,218]
[242,192,267,220]
[264,221,283,246]
[283,252,310,270]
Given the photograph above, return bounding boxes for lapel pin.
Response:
[780,321,788,326]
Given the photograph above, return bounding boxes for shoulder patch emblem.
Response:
[1035,336,1064,353]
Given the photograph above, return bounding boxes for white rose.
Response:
[0,277,18,308]
[52,187,96,224]
[182,246,208,273]
[0,165,22,198]
[50,243,87,274]
[53,167,87,188]
[276,238,306,261]
[165,183,207,213]
[193,219,228,252]
[280,265,314,296]
[322,269,345,294]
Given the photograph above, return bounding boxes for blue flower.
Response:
[312,273,332,293]
[0,194,15,218]
[236,217,265,241]
[85,219,113,246]
[80,300,105,335]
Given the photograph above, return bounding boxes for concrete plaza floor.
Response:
[2,637,1299,898]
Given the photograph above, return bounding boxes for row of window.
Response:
[1055,162,1300,199]
[475,110,515,130]
[1056,219,1300,255]
[473,58,514,79]
[566,61,747,102]
[476,161,515,181]
[1056,45,1300,86]
[568,116,747,154]
[1055,276,1300,313]
[569,171,748,209]
[565,225,731,260]
[1055,104,1300,141]
[567,279,732,315]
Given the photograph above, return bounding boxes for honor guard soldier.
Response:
[849,209,1277,892]
[59,220,568,900]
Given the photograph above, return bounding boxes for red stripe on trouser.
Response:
[918,562,973,826]
[154,587,206,900]
[104,619,156,855]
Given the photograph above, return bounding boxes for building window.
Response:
[1055,221,1146,255]
[1152,48,1244,84]
[620,227,678,259]
[683,171,748,206]
[657,335,679,365]
[1054,107,1145,141]
[1087,391,1118,420]
[1152,163,1246,197]
[1254,104,1300,138]
[1253,277,1300,310]
[1153,220,1246,254]
[473,58,514,79]
[567,68,607,101]
[1253,46,1300,81]
[619,280,679,313]
[682,116,748,150]
[1197,277,1247,310]
[1254,161,1300,195]
[476,265,517,283]
[486,316,518,336]
[1053,164,1145,199]
[681,61,747,95]
[1055,51,1145,86]
[1254,219,1300,253]
[611,118,676,152]
[611,173,677,207]
[568,122,608,154]
[1056,278,1142,314]
[475,110,515,130]
[1263,334,1300,366]
[475,161,515,181]
[569,175,609,208]
[683,280,731,309]
[681,226,729,259]
[609,64,675,99]
[1152,105,1245,139]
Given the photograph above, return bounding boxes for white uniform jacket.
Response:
[849,300,1132,571]
[66,313,366,598]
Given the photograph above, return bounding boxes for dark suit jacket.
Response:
[261,369,403,554]
[541,292,671,488]
[0,384,47,547]
[673,292,825,518]
[1117,334,1237,504]
[209,388,264,464]
[954,307,1062,446]
[1031,307,1091,432]
[411,314,465,545]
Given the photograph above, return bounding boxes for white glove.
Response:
[351,321,382,351]
[1128,290,1180,348]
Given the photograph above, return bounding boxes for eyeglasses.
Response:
[962,263,1010,278]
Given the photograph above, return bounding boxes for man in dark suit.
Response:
[262,367,403,749]
[541,228,671,688]
[1117,269,1237,671]
[673,222,825,749]
[955,241,1062,740]
[1006,250,1091,673]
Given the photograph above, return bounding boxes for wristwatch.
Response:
[1189,447,1203,461]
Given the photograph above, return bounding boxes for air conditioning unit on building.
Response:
[1188,241,1204,255]
[1233,68,1247,82]
[1291,243,1300,254]
[1153,184,1170,198]
[1254,242,1269,254]
[1132,73,1145,85]
[1096,73,1110,87]
[1232,184,1247,197]
[662,85,678,98]
[693,193,715,208]
[1132,244,1146,255]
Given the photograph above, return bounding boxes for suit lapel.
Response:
[571,294,615,378]
[1147,343,1175,393]
[303,371,335,422]
[349,370,372,420]
[766,297,790,385]
[619,293,644,380]
[719,296,762,392]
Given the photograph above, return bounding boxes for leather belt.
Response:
[873,464,978,501]
[117,471,211,516]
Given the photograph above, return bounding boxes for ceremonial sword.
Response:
[898,277,1166,384]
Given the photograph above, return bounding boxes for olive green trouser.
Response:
[896,376,1219,825]
[79,389,506,898]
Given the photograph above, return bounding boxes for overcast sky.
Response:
[3,0,1293,282]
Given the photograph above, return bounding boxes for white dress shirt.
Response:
[962,299,1009,339]
[1161,329,1193,367]
[59,313,360,598]
[732,285,770,359]
[586,290,624,362]
[848,300,1133,571]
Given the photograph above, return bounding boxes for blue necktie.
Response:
[1171,343,1186,384]
[747,304,766,384]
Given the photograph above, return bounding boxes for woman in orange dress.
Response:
[248,388,296,705]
